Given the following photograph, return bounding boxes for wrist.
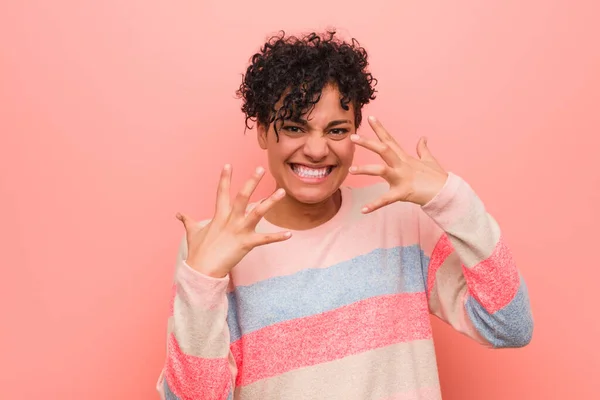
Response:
[416,172,448,206]
[185,258,229,279]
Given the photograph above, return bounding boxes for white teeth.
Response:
[292,164,331,179]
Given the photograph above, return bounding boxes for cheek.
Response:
[268,136,300,158]
[333,141,355,164]
[266,140,295,167]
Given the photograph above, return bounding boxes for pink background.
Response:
[1,1,599,398]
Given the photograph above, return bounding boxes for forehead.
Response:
[276,84,355,123]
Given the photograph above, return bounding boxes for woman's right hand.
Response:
[176,164,291,278]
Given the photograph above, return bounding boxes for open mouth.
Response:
[289,163,335,180]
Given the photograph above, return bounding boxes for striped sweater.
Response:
[157,172,534,400]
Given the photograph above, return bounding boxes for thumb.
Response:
[416,136,430,159]
[176,212,194,231]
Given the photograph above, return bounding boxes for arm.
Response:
[418,172,534,348]
[347,116,533,348]
[157,238,237,400]
[156,164,291,399]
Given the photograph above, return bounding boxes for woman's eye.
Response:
[283,126,303,133]
[329,128,349,136]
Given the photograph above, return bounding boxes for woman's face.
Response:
[257,84,356,205]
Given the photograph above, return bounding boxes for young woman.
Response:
[157,30,533,400]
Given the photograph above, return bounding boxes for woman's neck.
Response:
[263,189,342,231]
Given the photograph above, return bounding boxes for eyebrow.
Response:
[289,118,353,129]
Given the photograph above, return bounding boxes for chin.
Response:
[284,179,344,205]
[287,187,337,205]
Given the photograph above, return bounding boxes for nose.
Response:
[302,132,329,162]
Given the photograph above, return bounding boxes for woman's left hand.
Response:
[349,116,449,213]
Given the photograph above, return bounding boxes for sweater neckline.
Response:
[256,186,352,238]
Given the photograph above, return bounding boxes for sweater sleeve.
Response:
[417,172,534,348]
[156,237,237,400]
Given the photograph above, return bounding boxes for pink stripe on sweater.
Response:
[426,234,454,298]
[165,333,231,400]
[462,235,520,313]
[232,292,431,387]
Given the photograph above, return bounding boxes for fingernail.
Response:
[349,166,357,172]
[284,231,292,238]
[275,188,285,197]
[256,166,264,174]
[350,134,360,141]
[361,206,369,213]
[368,116,376,122]
[224,164,231,170]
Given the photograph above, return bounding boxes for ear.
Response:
[257,123,268,149]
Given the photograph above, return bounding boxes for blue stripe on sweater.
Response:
[226,245,428,342]
[465,275,534,348]
[163,378,233,400]
[163,379,179,400]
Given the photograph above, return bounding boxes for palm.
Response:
[349,116,448,211]
[176,165,291,278]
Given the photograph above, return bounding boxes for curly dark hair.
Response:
[236,30,377,138]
